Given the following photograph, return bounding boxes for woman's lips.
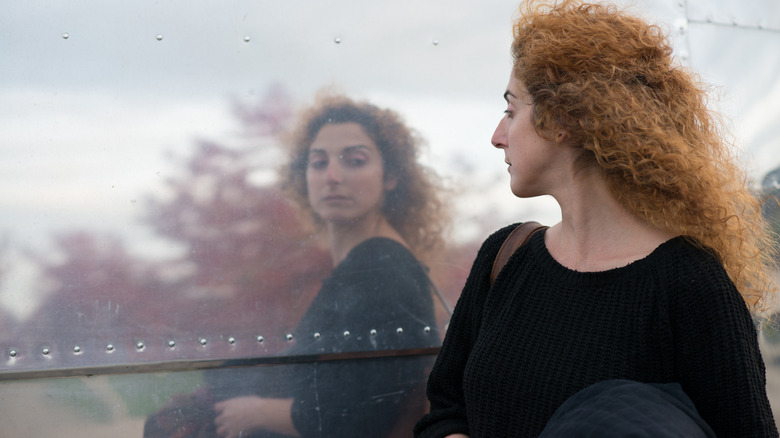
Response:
[323,195,349,201]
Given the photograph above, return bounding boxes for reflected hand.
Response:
[214,396,265,438]
[214,396,298,438]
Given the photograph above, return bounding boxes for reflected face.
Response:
[306,122,395,225]
[491,75,564,198]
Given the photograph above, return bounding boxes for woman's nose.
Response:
[325,162,342,184]
[491,118,507,149]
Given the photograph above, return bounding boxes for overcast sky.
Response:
[1,0,779,317]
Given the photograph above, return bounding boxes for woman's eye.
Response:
[342,153,368,168]
[504,109,514,119]
[308,159,327,170]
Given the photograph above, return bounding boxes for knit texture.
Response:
[415,224,777,438]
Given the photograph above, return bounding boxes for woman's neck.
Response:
[546,168,676,272]
[325,214,406,266]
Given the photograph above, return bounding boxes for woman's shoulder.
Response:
[650,236,729,280]
[337,237,424,276]
[482,222,526,252]
[651,236,746,310]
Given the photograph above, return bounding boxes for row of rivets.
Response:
[693,17,778,32]
[6,327,433,358]
[58,33,446,45]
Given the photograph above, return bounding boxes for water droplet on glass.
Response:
[313,332,321,339]
[156,34,164,41]
[168,340,176,348]
[73,346,81,353]
[136,342,145,350]
[396,327,404,334]
[286,334,294,341]
[199,338,207,345]
[9,350,17,358]
[228,337,236,344]
[62,33,69,40]
[106,344,114,352]
[333,36,342,44]
[256,335,264,343]
[42,348,50,355]
[432,39,439,46]
[343,331,350,338]
[370,329,377,336]
[243,36,251,42]
[424,326,431,333]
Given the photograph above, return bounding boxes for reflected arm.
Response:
[214,396,299,438]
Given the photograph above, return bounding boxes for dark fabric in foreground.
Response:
[539,379,716,437]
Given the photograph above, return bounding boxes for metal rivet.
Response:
[136,342,145,350]
[106,344,114,352]
[156,34,164,41]
[228,337,236,344]
[285,334,294,341]
[256,335,264,343]
[343,330,350,338]
[62,32,69,39]
[333,36,342,44]
[243,36,251,42]
[396,327,404,334]
[73,346,81,353]
[313,332,321,339]
[424,326,431,333]
[42,348,50,355]
[168,340,176,348]
[199,338,207,345]
[9,350,17,358]
[370,329,377,336]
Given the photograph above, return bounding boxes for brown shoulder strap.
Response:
[490,221,548,286]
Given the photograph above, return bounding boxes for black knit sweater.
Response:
[415,224,777,438]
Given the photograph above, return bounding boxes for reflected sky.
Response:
[1,0,779,318]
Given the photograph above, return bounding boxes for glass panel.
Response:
[0,354,435,437]
[1,0,780,431]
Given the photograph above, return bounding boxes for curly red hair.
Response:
[512,0,777,311]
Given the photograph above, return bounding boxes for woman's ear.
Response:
[384,173,398,192]
[556,130,569,144]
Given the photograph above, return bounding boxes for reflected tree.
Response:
[21,87,331,357]
[17,85,480,362]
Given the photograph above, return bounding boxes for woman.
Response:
[414,1,778,437]
[211,93,447,438]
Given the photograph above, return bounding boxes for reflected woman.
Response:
[212,92,448,438]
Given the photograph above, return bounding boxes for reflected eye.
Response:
[308,158,328,170]
[341,152,368,168]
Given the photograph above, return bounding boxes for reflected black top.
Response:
[211,237,439,438]
[289,237,438,437]
[415,224,777,438]
[290,237,439,354]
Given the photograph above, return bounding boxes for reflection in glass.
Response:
[143,93,447,437]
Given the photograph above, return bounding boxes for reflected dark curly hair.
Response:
[279,91,447,260]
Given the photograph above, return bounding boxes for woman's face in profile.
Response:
[306,122,397,226]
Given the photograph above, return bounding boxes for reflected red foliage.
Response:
[17,85,478,363]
